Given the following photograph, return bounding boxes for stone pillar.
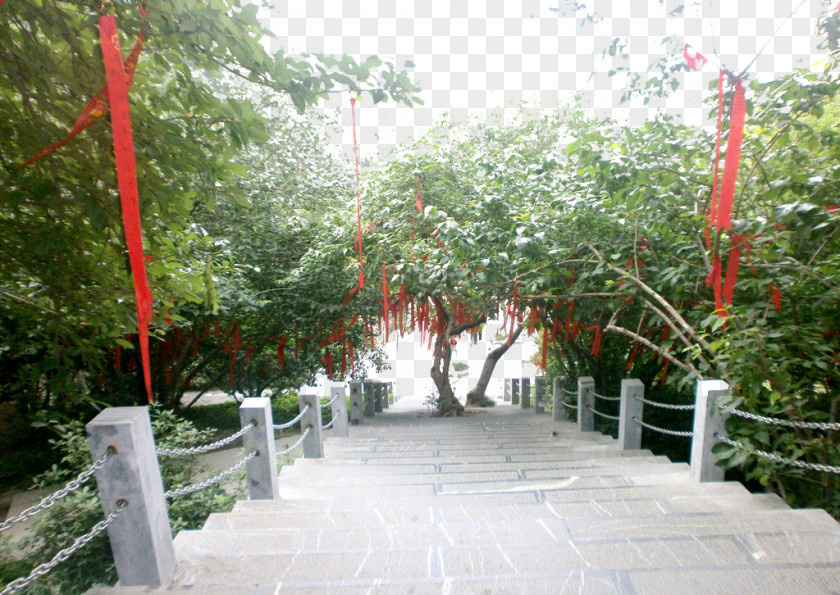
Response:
[299,393,324,458]
[618,379,644,451]
[504,379,511,402]
[388,383,394,404]
[363,380,375,417]
[373,382,383,413]
[330,386,349,438]
[691,380,730,482]
[86,407,174,587]
[511,379,520,405]
[553,377,568,421]
[349,380,363,425]
[382,382,390,409]
[534,376,546,414]
[520,377,531,409]
[239,398,279,500]
[577,376,595,432]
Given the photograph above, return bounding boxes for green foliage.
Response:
[0,406,243,593]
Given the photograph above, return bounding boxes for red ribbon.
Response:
[706,70,726,248]
[416,178,423,213]
[585,324,602,357]
[722,234,743,305]
[350,97,364,288]
[705,255,727,318]
[276,337,287,372]
[768,286,781,312]
[100,15,154,403]
[683,44,708,71]
[716,78,747,232]
[382,265,389,343]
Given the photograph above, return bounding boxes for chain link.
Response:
[322,414,338,431]
[274,404,310,430]
[585,405,620,421]
[0,500,127,595]
[632,416,694,437]
[276,427,311,458]
[632,394,696,411]
[0,450,114,533]
[592,391,621,402]
[728,408,840,431]
[560,400,578,410]
[164,450,257,500]
[156,422,256,457]
[713,433,840,474]
[562,388,577,396]
[322,395,339,409]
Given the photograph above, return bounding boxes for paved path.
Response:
[91,394,840,594]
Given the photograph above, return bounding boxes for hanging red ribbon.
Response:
[705,255,727,318]
[540,328,549,370]
[716,78,747,232]
[768,285,782,312]
[381,265,389,343]
[683,44,708,71]
[722,234,743,305]
[276,336,287,372]
[100,15,154,403]
[416,178,423,213]
[585,324,602,357]
[706,70,726,248]
[350,97,364,288]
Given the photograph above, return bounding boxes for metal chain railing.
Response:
[164,451,257,500]
[562,387,577,396]
[274,404,310,431]
[714,433,840,474]
[276,427,311,458]
[0,500,127,595]
[156,422,256,457]
[591,391,620,402]
[585,405,619,421]
[728,408,840,431]
[322,414,338,431]
[560,399,578,410]
[632,416,694,438]
[322,395,339,409]
[0,449,114,533]
[632,394,696,411]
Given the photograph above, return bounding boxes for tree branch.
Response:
[605,324,695,373]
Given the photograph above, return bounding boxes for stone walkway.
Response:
[91,394,840,594]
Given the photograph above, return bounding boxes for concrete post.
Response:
[86,407,174,587]
[299,393,324,458]
[388,383,394,404]
[330,386,349,438]
[511,379,520,405]
[373,382,383,413]
[577,376,595,432]
[363,380,375,417]
[521,377,531,409]
[553,377,568,421]
[239,398,279,500]
[534,376,546,414]
[382,382,390,409]
[504,379,511,402]
[618,379,644,451]
[349,380,363,425]
[691,380,730,482]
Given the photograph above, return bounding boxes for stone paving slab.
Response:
[739,531,840,564]
[626,565,840,594]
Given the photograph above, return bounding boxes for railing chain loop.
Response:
[274,404,310,431]
[632,416,694,437]
[276,427,311,458]
[0,449,114,533]
[727,408,840,431]
[164,450,257,500]
[0,500,127,595]
[561,387,577,396]
[585,404,620,421]
[156,423,256,457]
[560,400,578,410]
[713,433,840,474]
[322,395,339,409]
[632,393,695,410]
[591,391,620,402]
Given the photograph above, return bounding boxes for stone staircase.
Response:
[91,396,840,594]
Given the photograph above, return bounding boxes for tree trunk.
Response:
[466,325,524,406]
[428,296,485,416]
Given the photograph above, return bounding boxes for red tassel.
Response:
[683,43,708,71]
[722,235,743,305]
[100,15,154,403]
[416,178,423,213]
[769,285,781,311]
[585,324,602,357]
[716,78,747,232]
[705,256,727,318]
[350,97,364,288]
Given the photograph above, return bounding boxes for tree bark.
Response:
[465,325,523,406]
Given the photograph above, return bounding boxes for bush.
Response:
[180,392,305,435]
[0,406,244,594]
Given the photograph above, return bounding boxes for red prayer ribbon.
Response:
[585,324,602,357]
[100,15,154,403]
[705,255,727,318]
[716,78,747,232]
[768,285,781,312]
[722,234,743,305]
[706,70,726,248]
[416,178,423,213]
[683,44,708,71]
[350,97,364,288]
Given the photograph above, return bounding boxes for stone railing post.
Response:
[389,382,395,404]
[691,379,730,482]
[362,379,375,417]
[552,376,568,421]
[87,407,174,587]
[239,398,279,499]
[577,376,595,432]
[511,378,520,405]
[330,386,349,438]
[534,376,547,414]
[299,392,324,458]
[382,382,390,409]
[373,381,384,413]
[618,379,644,451]
[349,380,363,425]
[504,379,511,402]
[520,377,531,409]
